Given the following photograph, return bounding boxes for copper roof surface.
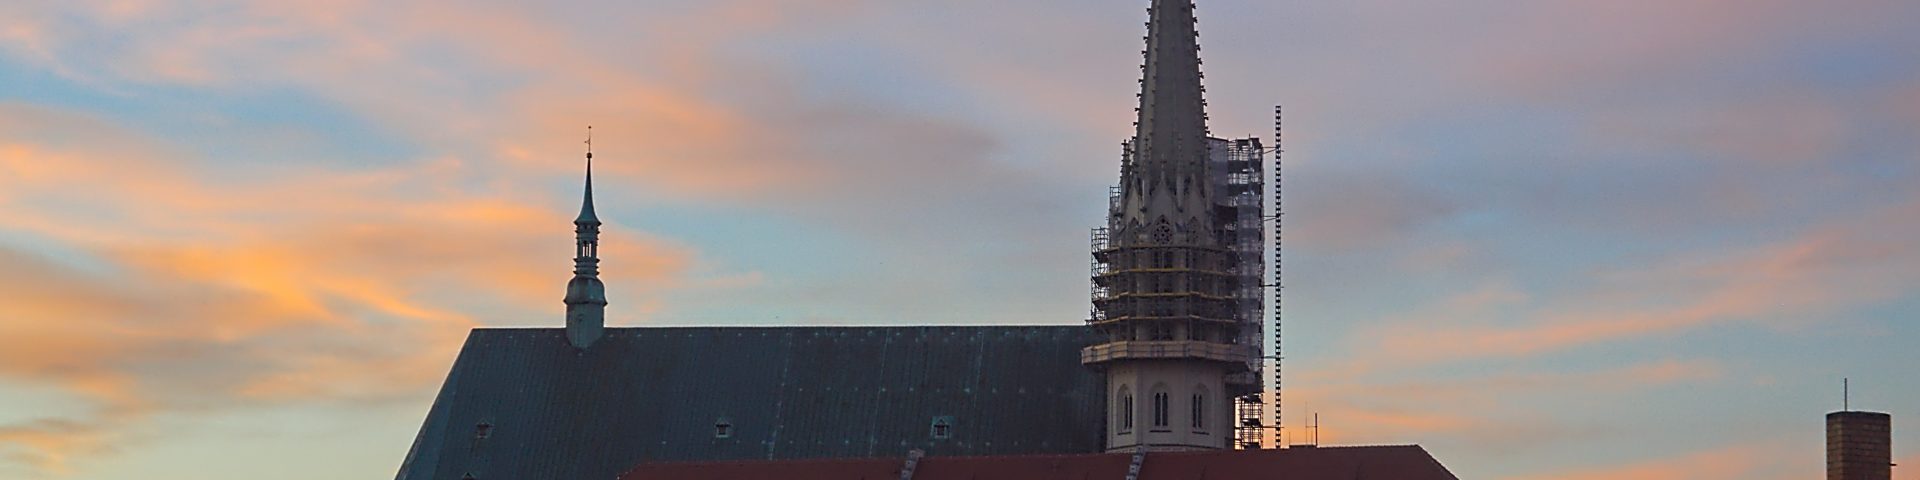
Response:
[395,326,1107,480]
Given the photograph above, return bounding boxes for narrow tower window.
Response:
[1191,393,1205,429]
[1152,392,1170,428]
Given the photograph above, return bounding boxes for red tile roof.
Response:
[619,445,1458,480]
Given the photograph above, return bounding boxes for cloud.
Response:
[1291,170,1457,252]
[10,0,1102,291]
[0,419,115,476]
[0,104,704,475]
[1506,441,1801,480]
[1287,359,1719,448]
[1343,193,1920,366]
[1583,93,1850,169]
[0,10,1090,473]
[1465,0,1918,100]
[2,0,1915,478]
[1895,81,1920,128]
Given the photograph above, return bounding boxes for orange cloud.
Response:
[9,0,879,203]
[25,0,1047,227]
[0,103,709,474]
[1282,359,1719,450]
[1507,441,1803,480]
[0,419,115,476]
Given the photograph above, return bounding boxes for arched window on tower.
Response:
[1117,386,1135,433]
[1190,386,1209,431]
[1151,389,1170,429]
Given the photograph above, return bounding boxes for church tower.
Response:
[565,134,607,349]
[1084,0,1252,451]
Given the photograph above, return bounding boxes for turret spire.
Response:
[565,126,607,349]
[577,126,599,225]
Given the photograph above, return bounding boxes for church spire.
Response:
[565,126,607,349]
[1136,0,1209,163]
[1115,0,1214,239]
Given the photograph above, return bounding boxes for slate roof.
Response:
[617,445,1460,480]
[395,326,1107,480]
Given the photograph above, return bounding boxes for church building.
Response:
[393,1,1457,479]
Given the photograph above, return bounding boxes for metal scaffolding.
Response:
[1211,135,1267,449]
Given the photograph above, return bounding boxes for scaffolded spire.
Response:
[1085,0,1245,453]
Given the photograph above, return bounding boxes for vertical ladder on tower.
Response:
[1271,105,1285,448]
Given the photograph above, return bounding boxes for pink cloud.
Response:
[1896,82,1920,126]
[1292,172,1457,252]
[1467,0,1913,99]
[1343,193,1920,366]
[1583,93,1850,169]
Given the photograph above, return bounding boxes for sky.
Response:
[0,0,1916,478]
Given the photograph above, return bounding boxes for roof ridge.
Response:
[469,325,1094,331]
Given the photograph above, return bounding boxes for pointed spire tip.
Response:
[576,126,600,224]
